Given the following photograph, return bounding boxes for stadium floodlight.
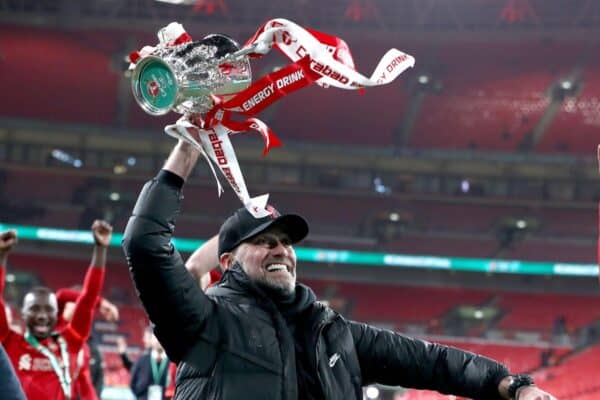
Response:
[50,149,83,169]
[113,165,127,175]
[373,177,391,194]
[461,179,470,193]
[560,80,572,91]
[418,74,430,85]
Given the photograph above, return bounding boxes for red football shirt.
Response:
[0,266,104,400]
[56,287,103,400]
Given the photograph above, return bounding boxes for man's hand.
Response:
[92,220,113,248]
[0,230,17,255]
[517,385,556,400]
[185,114,204,142]
[99,298,120,322]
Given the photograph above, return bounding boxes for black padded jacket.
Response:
[122,171,510,400]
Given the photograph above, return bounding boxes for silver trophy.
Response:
[131,27,253,116]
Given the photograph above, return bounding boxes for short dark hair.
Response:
[26,286,54,298]
[22,286,56,308]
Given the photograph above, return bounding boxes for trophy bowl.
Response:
[131,34,252,116]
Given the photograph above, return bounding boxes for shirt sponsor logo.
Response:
[310,60,351,85]
[385,54,410,73]
[17,354,55,372]
[147,80,160,98]
[33,358,54,371]
[18,354,32,371]
[377,54,412,83]
[208,133,241,193]
[242,83,275,112]
[275,70,304,90]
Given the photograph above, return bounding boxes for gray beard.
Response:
[236,261,296,296]
[255,279,296,301]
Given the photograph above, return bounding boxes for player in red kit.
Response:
[56,286,120,399]
[0,220,112,400]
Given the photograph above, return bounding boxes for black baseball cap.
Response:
[218,206,309,256]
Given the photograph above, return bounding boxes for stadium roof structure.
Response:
[3,0,600,39]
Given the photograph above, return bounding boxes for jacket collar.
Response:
[215,262,317,317]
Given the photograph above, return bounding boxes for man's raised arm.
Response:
[67,221,112,342]
[123,139,217,362]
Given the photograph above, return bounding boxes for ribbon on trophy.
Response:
[129,19,415,217]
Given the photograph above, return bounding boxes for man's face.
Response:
[22,292,58,339]
[232,227,297,295]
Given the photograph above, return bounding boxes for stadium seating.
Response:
[10,252,598,339]
[497,292,600,333]
[535,345,600,398]
[305,278,491,328]
[0,26,120,125]
[3,19,600,400]
[538,44,600,154]
[436,339,571,373]
[408,41,582,152]
[6,250,599,399]
[1,165,596,265]
[2,25,599,154]
[103,351,132,387]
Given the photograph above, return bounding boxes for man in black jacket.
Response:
[122,137,556,400]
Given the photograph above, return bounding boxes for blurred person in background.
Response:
[123,137,557,400]
[116,327,154,371]
[118,327,177,399]
[57,286,121,399]
[130,330,171,400]
[0,221,111,400]
[116,335,134,371]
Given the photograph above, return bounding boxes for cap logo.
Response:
[147,80,160,98]
[266,205,280,219]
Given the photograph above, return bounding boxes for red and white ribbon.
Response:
[243,19,415,90]
[135,19,414,218]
